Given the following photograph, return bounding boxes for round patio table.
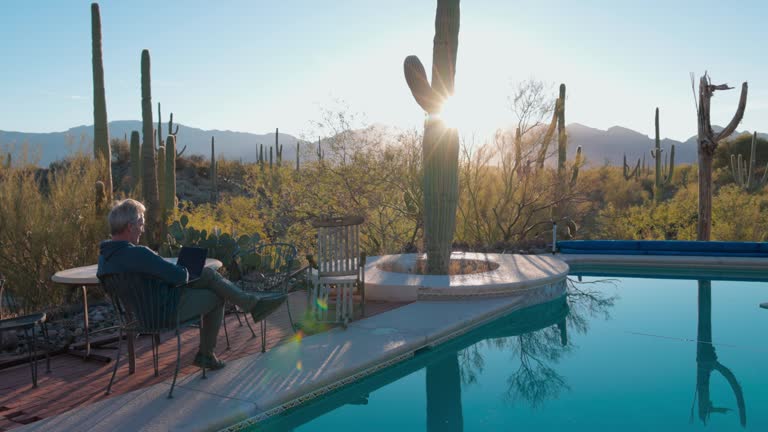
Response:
[52,258,222,368]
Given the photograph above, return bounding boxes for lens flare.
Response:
[296,360,303,371]
[316,298,328,310]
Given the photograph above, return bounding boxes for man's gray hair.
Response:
[108,199,146,235]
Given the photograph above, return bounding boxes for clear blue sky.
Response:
[1,0,767,142]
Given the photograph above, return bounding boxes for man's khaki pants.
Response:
[178,267,254,355]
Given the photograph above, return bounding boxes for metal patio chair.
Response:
[99,272,205,398]
[230,243,297,352]
[308,215,367,326]
[0,275,51,387]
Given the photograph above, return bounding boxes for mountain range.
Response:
[0,120,759,167]
[0,121,300,167]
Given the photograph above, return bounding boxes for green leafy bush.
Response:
[0,152,107,310]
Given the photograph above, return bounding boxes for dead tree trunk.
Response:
[695,73,748,240]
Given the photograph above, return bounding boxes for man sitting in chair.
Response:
[96,199,284,370]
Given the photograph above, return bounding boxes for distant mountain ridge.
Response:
[564,122,695,167]
[560,123,764,167]
[0,121,761,167]
[0,120,301,167]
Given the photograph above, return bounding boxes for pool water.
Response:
[254,273,768,431]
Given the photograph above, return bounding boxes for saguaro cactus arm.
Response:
[569,146,583,188]
[168,112,180,135]
[404,56,441,114]
[697,76,748,155]
[536,101,559,169]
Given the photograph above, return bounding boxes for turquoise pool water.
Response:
[254,272,768,431]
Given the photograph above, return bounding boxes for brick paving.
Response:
[0,292,408,431]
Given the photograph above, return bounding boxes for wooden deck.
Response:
[0,292,407,431]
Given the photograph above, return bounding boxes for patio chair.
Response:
[0,275,51,387]
[231,243,297,352]
[99,272,204,398]
[308,215,367,326]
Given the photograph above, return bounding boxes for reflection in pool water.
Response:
[695,280,746,427]
[255,275,765,431]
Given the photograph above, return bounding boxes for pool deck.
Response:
[1,294,406,431]
[12,254,568,432]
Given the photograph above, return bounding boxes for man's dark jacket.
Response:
[97,240,188,285]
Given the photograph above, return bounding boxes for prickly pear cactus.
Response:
[403,0,460,274]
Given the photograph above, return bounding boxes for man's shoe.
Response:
[251,293,287,323]
[193,352,226,370]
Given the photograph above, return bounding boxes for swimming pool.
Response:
[251,271,768,431]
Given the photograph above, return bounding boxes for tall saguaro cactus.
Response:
[623,154,640,181]
[129,130,141,189]
[403,0,460,274]
[296,141,300,171]
[553,83,580,234]
[157,145,166,211]
[556,84,567,179]
[210,136,218,203]
[651,107,675,203]
[695,73,748,240]
[316,137,324,161]
[731,132,768,192]
[275,128,283,165]
[165,134,177,212]
[157,102,163,148]
[91,3,112,203]
[141,49,161,248]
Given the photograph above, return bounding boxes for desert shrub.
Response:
[0,152,107,310]
[712,185,768,241]
[594,184,767,241]
[110,137,129,163]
